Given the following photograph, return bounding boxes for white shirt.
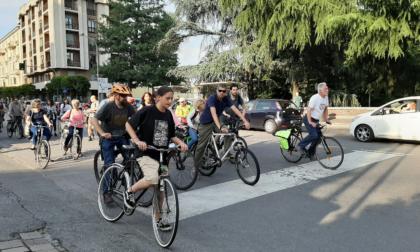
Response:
[308,94,329,120]
[186,109,201,128]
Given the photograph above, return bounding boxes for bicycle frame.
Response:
[291,123,333,156]
[210,132,240,160]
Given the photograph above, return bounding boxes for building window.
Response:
[40,37,43,46]
[14,77,16,85]
[68,71,75,76]
[67,52,74,62]
[39,20,42,30]
[88,19,96,33]
[41,55,44,65]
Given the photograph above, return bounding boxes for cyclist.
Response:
[124,86,188,230]
[297,82,332,161]
[220,84,246,125]
[60,99,86,155]
[175,97,192,123]
[194,83,250,168]
[97,90,114,112]
[26,99,53,158]
[87,95,99,141]
[186,99,205,149]
[91,84,136,203]
[46,100,58,136]
[0,99,7,133]
[8,98,24,135]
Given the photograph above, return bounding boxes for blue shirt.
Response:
[200,93,234,124]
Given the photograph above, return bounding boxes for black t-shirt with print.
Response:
[95,101,136,136]
[128,105,175,162]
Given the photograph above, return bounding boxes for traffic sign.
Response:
[63,88,68,94]
[98,78,108,94]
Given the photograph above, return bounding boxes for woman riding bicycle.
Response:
[60,99,86,156]
[186,99,205,149]
[26,99,53,156]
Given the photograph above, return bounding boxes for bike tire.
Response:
[97,165,126,222]
[152,177,179,248]
[15,125,24,139]
[315,137,344,170]
[60,132,68,155]
[195,145,218,176]
[6,122,12,138]
[167,150,198,190]
[235,148,260,185]
[36,140,50,169]
[71,135,82,160]
[93,150,105,183]
[280,134,303,163]
[228,136,248,164]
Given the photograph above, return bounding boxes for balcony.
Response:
[66,40,80,48]
[0,48,5,54]
[67,60,81,67]
[45,42,50,49]
[44,24,49,30]
[8,41,17,48]
[87,9,95,16]
[43,4,48,12]
[30,68,33,74]
[46,61,51,67]
[65,2,77,11]
[23,53,26,58]
[65,21,79,30]
[41,63,45,69]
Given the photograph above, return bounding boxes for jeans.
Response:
[64,126,83,146]
[101,138,129,194]
[188,128,198,149]
[30,126,52,145]
[298,115,319,157]
[10,115,22,130]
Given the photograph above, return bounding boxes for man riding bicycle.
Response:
[91,84,136,204]
[194,83,250,169]
[9,98,24,133]
[297,82,332,161]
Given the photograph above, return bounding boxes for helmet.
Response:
[112,84,131,95]
[127,97,135,103]
[83,103,89,108]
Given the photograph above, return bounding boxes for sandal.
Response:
[30,146,36,150]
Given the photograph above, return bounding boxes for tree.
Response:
[46,76,65,94]
[97,0,181,89]
[61,75,91,98]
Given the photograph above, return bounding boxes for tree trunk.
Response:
[127,80,133,90]
[247,72,255,100]
[292,80,299,100]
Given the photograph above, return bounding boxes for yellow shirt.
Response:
[175,105,190,117]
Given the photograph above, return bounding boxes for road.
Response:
[0,123,419,252]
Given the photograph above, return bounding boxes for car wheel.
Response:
[355,124,374,142]
[264,119,277,134]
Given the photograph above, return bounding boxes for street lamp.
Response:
[79,32,100,101]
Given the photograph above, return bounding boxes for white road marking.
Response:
[136,150,403,220]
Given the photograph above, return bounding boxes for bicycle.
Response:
[193,123,260,185]
[32,124,52,169]
[277,121,344,170]
[59,121,84,160]
[98,145,179,248]
[216,118,248,164]
[7,115,24,139]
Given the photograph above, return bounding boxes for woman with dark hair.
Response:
[60,99,72,116]
[139,92,154,109]
[46,99,58,136]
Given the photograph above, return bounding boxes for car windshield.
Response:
[279,101,298,109]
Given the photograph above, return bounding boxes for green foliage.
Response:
[0,84,36,99]
[97,0,181,89]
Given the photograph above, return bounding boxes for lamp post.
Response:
[79,32,100,101]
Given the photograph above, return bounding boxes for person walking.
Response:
[294,92,303,108]
[87,95,99,141]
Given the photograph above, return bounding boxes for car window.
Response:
[245,101,256,111]
[279,101,298,109]
[382,100,417,114]
[255,101,272,110]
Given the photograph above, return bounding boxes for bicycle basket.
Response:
[275,129,292,150]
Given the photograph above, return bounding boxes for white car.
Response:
[350,97,420,142]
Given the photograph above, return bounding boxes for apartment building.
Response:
[17,0,110,91]
[0,27,24,87]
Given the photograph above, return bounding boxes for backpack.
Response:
[181,110,199,124]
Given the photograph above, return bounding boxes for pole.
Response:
[96,40,100,102]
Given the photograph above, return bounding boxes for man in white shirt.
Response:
[298,83,332,160]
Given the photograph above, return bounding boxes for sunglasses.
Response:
[118,94,128,98]
[218,89,227,93]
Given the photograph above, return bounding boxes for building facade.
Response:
[17,0,110,93]
[0,27,24,87]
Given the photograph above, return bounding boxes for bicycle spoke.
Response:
[315,137,344,170]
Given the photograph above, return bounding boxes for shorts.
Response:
[137,156,168,185]
[88,116,94,125]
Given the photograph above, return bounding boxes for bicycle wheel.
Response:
[94,150,105,183]
[132,161,154,207]
[195,145,218,176]
[15,125,24,139]
[70,135,82,160]
[280,134,303,163]
[60,132,68,155]
[235,148,260,185]
[229,136,248,164]
[315,137,344,170]
[152,177,179,248]
[167,150,197,190]
[97,165,127,222]
[36,140,50,169]
[6,122,12,138]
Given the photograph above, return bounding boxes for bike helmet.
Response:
[112,84,131,95]
[127,97,135,103]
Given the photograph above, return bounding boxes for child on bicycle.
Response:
[125,86,188,231]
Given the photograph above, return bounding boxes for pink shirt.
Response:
[169,108,181,126]
[61,109,86,128]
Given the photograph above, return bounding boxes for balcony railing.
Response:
[67,60,81,67]
[30,68,33,73]
[44,24,49,30]
[43,4,48,11]
[23,53,26,58]
[87,9,95,16]
[0,48,5,54]
[41,63,45,69]
[8,41,17,48]
[45,42,50,49]
[66,40,80,48]
[46,61,51,67]
[65,21,79,30]
[65,2,77,11]
[89,45,96,51]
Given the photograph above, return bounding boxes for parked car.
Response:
[171,98,197,111]
[350,97,420,142]
[244,99,302,134]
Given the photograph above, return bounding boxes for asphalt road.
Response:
[0,123,419,252]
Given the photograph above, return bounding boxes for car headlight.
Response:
[352,116,361,123]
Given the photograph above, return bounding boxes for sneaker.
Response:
[89,136,92,141]
[123,190,135,209]
[156,218,172,231]
[309,156,317,161]
[103,193,114,204]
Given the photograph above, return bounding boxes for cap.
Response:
[179,97,186,102]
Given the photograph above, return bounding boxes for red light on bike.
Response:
[282,125,287,128]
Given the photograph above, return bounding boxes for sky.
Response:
[0,0,202,66]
